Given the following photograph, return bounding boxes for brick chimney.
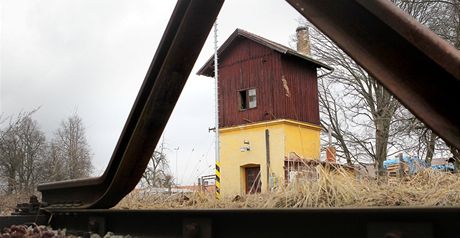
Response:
[296,26,311,56]
[326,146,336,163]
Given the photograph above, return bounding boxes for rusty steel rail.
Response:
[3,207,460,237]
[37,0,224,209]
[286,0,460,149]
[44,208,460,237]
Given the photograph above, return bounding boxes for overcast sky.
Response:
[1,0,302,185]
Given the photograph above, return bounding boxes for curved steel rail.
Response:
[37,0,224,209]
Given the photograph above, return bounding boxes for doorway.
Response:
[245,166,261,194]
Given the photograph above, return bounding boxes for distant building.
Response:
[197,28,332,196]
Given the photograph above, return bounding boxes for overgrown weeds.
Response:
[2,167,458,213]
[116,167,460,209]
[0,193,31,215]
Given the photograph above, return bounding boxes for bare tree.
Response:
[296,0,459,174]
[40,142,67,182]
[391,0,460,165]
[142,151,175,188]
[46,113,93,181]
[142,141,174,189]
[296,22,400,173]
[0,110,46,194]
[0,111,93,193]
[318,77,353,165]
[396,0,460,48]
[392,112,446,166]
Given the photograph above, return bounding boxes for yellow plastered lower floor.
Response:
[218,119,320,196]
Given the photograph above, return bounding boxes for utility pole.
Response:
[174,146,179,185]
[265,129,270,192]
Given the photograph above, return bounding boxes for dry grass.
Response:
[1,167,459,213]
[115,167,460,209]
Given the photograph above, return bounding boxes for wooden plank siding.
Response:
[218,37,320,128]
[278,55,320,125]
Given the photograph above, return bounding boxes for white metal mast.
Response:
[213,20,221,198]
[214,20,219,163]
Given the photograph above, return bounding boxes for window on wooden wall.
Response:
[248,89,257,108]
[239,88,257,110]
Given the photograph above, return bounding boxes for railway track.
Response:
[1,0,459,237]
[2,208,460,237]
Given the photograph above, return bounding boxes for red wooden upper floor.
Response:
[197,29,332,128]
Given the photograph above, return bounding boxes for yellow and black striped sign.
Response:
[215,161,221,199]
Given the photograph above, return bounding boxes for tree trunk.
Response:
[375,121,390,176]
[455,2,460,49]
[7,169,16,195]
[424,130,436,166]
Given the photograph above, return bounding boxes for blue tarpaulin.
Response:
[383,155,454,174]
[383,155,426,175]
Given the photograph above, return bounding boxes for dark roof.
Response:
[197,28,333,77]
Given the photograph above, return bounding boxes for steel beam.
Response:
[47,208,460,237]
[37,0,224,208]
[286,0,460,149]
